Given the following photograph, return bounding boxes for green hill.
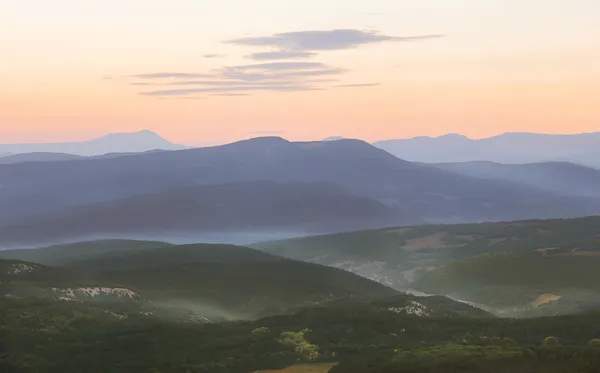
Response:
[0,242,400,320]
[2,294,600,373]
[412,252,600,316]
[255,216,600,289]
[0,239,172,266]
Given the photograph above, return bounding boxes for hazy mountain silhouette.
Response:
[375,132,600,168]
[429,161,600,199]
[0,152,85,164]
[0,181,403,248]
[1,137,600,236]
[0,130,185,156]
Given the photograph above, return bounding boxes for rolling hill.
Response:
[256,216,600,315]
[0,181,402,248]
[1,242,400,319]
[0,239,173,265]
[2,137,600,238]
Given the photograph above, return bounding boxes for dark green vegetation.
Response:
[0,242,398,320]
[3,233,600,372]
[331,343,600,373]
[0,239,173,265]
[3,294,600,373]
[256,216,600,315]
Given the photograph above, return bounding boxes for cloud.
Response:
[131,62,341,97]
[221,67,345,82]
[213,93,251,97]
[227,29,443,51]
[230,61,327,71]
[140,85,323,96]
[101,75,112,80]
[167,80,303,86]
[335,83,380,88]
[248,130,286,135]
[129,72,214,79]
[247,50,316,60]
[203,54,222,58]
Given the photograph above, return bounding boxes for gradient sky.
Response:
[2,0,600,145]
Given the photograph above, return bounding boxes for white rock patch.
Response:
[8,263,36,275]
[52,287,138,301]
[387,301,431,316]
[104,310,128,320]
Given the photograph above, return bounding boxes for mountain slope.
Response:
[375,132,600,167]
[0,239,173,265]
[0,130,185,156]
[0,181,401,248]
[1,243,400,319]
[429,161,600,198]
[256,216,600,296]
[0,152,86,164]
[2,137,600,231]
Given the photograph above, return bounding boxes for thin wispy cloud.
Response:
[335,83,380,88]
[213,93,251,97]
[203,54,222,58]
[128,28,442,98]
[231,61,327,71]
[140,85,322,96]
[247,51,316,60]
[130,72,214,79]
[227,29,443,51]
[221,67,345,82]
[167,80,304,86]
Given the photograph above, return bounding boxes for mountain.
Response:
[322,136,346,141]
[428,161,600,199]
[375,132,600,168]
[2,136,600,235]
[0,152,85,164]
[0,239,173,266]
[1,242,399,320]
[0,130,185,156]
[256,215,600,316]
[0,181,401,248]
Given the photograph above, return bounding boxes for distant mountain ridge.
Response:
[0,130,186,156]
[2,136,600,247]
[374,132,600,168]
[428,161,600,199]
[0,180,402,248]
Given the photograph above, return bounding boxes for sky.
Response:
[2,0,600,145]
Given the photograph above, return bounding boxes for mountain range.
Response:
[374,132,600,168]
[4,136,600,246]
[0,130,185,157]
[427,161,600,199]
[0,181,401,248]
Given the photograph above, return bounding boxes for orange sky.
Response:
[2,0,600,145]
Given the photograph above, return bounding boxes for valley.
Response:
[2,134,600,373]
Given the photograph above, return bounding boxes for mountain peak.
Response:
[322,136,346,141]
[438,133,470,140]
[98,130,163,140]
